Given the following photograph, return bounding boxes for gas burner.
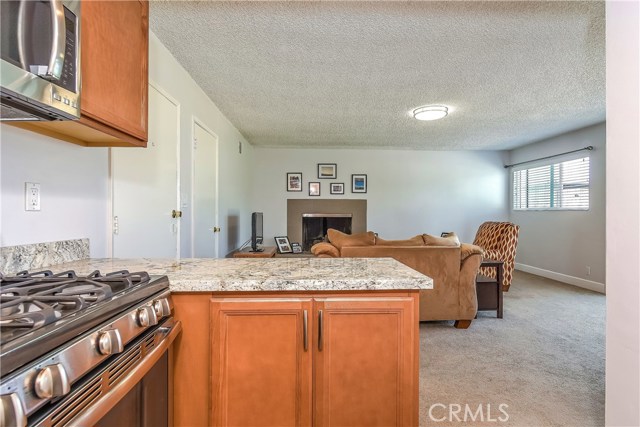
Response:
[0,269,152,346]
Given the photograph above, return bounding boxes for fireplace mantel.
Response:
[287,199,367,249]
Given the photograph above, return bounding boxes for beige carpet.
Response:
[419,271,605,427]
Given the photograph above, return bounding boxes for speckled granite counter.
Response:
[45,257,433,292]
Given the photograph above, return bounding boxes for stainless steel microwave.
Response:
[0,0,81,121]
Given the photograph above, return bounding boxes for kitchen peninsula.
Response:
[49,257,433,426]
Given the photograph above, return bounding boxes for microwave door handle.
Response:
[17,0,28,69]
[16,0,66,79]
[47,0,66,79]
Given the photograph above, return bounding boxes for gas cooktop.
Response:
[0,269,169,377]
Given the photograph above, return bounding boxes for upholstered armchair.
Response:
[472,221,520,291]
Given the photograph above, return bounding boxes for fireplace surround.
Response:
[287,199,367,251]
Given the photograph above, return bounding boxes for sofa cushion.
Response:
[423,233,461,246]
[327,229,376,250]
[310,242,340,258]
[376,235,424,246]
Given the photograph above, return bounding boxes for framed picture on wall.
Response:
[317,163,337,179]
[352,174,367,193]
[330,183,345,195]
[275,236,293,253]
[309,182,321,196]
[287,172,302,192]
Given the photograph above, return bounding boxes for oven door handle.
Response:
[67,319,183,427]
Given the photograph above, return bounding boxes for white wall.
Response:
[0,33,254,260]
[508,123,606,288]
[148,32,254,257]
[251,147,509,246]
[605,1,640,425]
[0,127,109,257]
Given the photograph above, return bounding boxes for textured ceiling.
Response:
[150,1,605,150]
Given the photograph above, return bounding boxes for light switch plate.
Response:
[25,182,41,211]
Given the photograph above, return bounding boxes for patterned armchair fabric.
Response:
[472,221,520,291]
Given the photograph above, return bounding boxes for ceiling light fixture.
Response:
[413,105,449,121]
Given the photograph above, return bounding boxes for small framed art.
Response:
[317,163,337,179]
[287,173,302,192]
[275,236,293,253]
[309,182,321,196]
[352,174,367,193]
[330,183,345,195]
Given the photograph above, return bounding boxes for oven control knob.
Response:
[34,364,71,399]
[97,329,124,355]
[153,298,171,318]
[136,306,158,327]
[0,393,27,427]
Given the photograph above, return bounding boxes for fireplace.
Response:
[302,214,352,251]
[287,199,367,252]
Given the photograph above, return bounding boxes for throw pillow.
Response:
[327,229,376,250]
[376,235,424,246]
[422,233,461,246]
[310,242,340,258]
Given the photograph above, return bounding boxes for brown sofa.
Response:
[312,230,484,328]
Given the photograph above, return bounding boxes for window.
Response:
[512,157,590,210]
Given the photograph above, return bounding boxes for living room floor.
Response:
[419,270,605,427]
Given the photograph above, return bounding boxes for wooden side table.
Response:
[476,259,504,318]
[233,246,277,258]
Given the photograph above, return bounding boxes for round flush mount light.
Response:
[412,105,449,121]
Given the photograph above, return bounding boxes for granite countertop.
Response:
[45,257,433,292]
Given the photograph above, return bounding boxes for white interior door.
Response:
[111,85,180,258]
[192,121,218,258]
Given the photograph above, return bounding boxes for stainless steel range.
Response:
[0,269,181,427]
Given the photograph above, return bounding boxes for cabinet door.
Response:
[81,1,148,142]
[314,297,417,427]
[210,298,313,426]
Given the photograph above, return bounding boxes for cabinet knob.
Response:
[211,227,221,233]
[171,210,183,219]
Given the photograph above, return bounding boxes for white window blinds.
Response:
[512,157,590,210]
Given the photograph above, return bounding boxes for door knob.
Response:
[171,210,183,218]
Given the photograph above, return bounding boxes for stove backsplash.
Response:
[0,238,89,274]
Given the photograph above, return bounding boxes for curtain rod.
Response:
[504,146,594,169]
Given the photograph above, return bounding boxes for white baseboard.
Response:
[515,263,606,294]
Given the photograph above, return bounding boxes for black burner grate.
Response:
[0,270,151,345]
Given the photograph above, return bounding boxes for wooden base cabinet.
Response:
[200,293,418,427]
[313,298,416,427]
[210,298,313,426]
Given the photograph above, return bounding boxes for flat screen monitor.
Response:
[251,212,263,252]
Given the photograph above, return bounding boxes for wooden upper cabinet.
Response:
[210,298,313,427]
[313,297,417,427]
[80,0,148,144]
[10,0,149,147]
